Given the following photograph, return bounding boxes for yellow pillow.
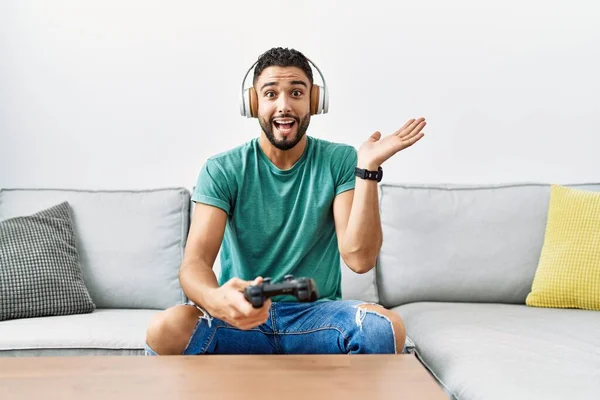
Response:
[526,184,600,311]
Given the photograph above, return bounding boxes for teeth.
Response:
[274,119,295,123]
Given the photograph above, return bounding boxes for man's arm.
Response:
[334,118,427,273]
[333,167,382,274]
[179,202,271,330]
[179,203,227,307]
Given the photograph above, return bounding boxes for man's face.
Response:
[255,66,311,151]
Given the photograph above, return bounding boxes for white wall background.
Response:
[1,0,599,191]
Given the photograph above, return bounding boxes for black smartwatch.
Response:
[354,166,383,182]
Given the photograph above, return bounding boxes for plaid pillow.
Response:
[0,202,95,321]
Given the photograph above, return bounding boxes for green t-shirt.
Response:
[192,135,358,301]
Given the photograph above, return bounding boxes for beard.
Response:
[259,113,311,151]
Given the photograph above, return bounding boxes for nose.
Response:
[276,93,292,115]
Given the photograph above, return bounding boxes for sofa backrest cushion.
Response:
[377,182,600,308]
[0,188,190,309]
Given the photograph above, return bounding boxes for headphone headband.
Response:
[239,57,329,118]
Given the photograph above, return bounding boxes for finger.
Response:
[250,309,270,324]
[400,118,425,138]
[243,300,271,324]
[247,299,271,318]
[405,121,426,140]
[393,119,415,135]
[236,308,270,329]
[252,298,272,314]
[237,319,266,331]
[368,131,382,142]
[400,132,425,148]
[399,120,426,140]
[228,277,246,291]
[230,277,259,291]
[257,308,272,323]
[396,117,425,138]
[235,322,257,331]
[235,294,257,316]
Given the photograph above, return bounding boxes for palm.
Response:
[358,117,426,167]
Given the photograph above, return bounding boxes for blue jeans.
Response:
[145,300,407,355]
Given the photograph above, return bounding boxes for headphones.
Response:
[239,58,329,118]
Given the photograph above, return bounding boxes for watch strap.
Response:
[354,166,383,182]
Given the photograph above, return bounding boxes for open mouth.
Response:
[273,118,297,135]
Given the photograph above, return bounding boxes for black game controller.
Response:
[244,275,319,308]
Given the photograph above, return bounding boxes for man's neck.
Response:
[259,133,308,170]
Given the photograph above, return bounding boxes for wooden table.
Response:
[0,354,447,399]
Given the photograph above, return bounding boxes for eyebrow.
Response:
[260,80,308,91]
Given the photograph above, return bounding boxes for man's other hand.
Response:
[206,277,271,330]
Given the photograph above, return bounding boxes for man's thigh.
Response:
[272,300,397,354]
[182,303,276,355]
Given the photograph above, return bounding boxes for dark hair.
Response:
[252,47,313,86]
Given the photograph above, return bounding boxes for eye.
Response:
[264,91,275,98]
[292,89,302,97]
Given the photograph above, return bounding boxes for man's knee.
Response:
[145,311,167,353]
[145,305,200,355]
[356,304,406,354]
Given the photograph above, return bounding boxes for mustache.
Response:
[271,114,300,123]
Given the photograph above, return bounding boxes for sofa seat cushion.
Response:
[0,309,157,357]
[394,302,600,400]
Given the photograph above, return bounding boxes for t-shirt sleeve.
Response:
[335,146,358,196]
[191,158,233,215]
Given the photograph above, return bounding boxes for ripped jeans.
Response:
[145,300,407,355]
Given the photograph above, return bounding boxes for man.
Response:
[145,47,426,355]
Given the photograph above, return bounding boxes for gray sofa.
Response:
[1,183,599,400]
[0,188,188,356]
[378,182,600,400]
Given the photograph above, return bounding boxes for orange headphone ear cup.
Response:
[310,85,320,115]
[249,87,259,118]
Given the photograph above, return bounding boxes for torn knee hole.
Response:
[194,304,213,328]
[354,305,386,330]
